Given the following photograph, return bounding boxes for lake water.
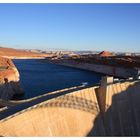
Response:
[13,59,103,99]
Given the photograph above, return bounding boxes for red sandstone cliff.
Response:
[0,57,24,100]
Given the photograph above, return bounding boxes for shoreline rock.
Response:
[0,57,24,100]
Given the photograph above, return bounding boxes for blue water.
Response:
[13,59,103,99]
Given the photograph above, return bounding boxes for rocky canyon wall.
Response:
[0,57,24,100]
[52,60,139,78]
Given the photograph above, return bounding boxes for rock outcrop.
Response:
[0,57,24,100]
[98,51,115,57]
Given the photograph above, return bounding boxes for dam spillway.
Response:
[0,77,140,136]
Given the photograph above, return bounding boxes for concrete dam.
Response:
[0,76,140,136]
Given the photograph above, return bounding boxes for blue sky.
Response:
[0,4,140,52]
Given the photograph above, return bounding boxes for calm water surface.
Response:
[13,59,103,99]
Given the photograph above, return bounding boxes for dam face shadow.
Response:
[87,81,140,136]
[33,94,99,115]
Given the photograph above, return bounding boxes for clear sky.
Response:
[0,3,140,52]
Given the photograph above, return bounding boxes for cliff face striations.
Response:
[0,57,24,100]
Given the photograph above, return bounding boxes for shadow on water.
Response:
[87,81,140,136]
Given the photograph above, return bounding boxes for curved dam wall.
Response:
[0,86,105,136]
[0,77,140,136]
[0,57,24,100]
